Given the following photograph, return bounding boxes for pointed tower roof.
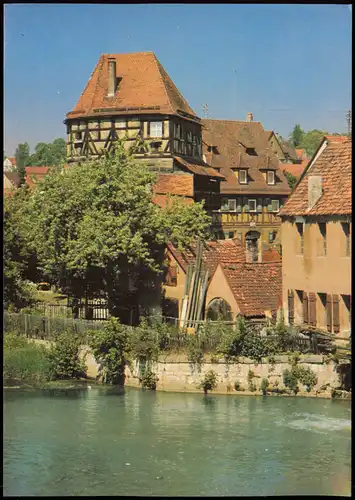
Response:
[66,52,199,122]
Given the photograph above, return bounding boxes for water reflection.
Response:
[4,388,351,497]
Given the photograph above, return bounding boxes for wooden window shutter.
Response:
[309,292,316,326]
[288,290,294,324]
[326,294,333,333]
[303,292,309,324]
[332,294,340,333]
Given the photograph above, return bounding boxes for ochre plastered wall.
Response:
[282,219,351,336]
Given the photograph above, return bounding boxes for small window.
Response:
[248,199,257,212]
[221,198,236,212]
[271,199,280,212]
[268,231,277,243]
[267,170,275,185]
[175,123,181,138]
[238,169,247,184]
[207,145,218,154]
[187,131,192,143]
[318,223,327,256]
[75,131,82,141]
[150,122,163,138]
[296,223,304,255]
[341,223,350,257]
[225,231,235,239]
[246,147,257,156]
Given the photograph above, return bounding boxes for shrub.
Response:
[4,339,51,384]
[89,317,132,385]
[139,368,158,390]
[283,368,299,394]
[247,369,257,392]
[295,366,318,392]
[234,380,244,391]
[261,378,269,395]
[4,332,28,350]
[47,330,87,380]
[199,370,218,395]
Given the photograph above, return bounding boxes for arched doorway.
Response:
[206,298,233,321]
[245,230,261,263]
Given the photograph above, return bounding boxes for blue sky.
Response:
[4,4,352,155]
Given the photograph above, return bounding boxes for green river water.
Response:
[4,387,351,496]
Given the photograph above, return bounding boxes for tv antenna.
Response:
[202,104,209,118]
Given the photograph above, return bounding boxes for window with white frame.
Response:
[271,199,280,212]
[267,170,275,184]
[248,199,257,212]
[238,169,247,184]
[221,198,236,211]
[150,122,163,138]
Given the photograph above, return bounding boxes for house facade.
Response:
[163,240,282,322]
[202,117,291,260]
[64,52,223,214]
[279,138,351,339]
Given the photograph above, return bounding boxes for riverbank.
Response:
[5,339,350,400]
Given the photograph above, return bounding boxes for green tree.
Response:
[4,188,37,309]
[23,138,211,315]
[300,129,328,157]
[15,142,30,185]
[27,138,66,167]
[289,124,305,148]
[284,170,298,190]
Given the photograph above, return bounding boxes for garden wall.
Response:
[30,340,343,397]
[125,353,341,397]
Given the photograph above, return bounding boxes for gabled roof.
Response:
[174,156,224,179]
[153,173,194,198]
[221,262,282,317]
[281,160,308,179]
[66,52,199,122]
[202,119,291,195]
[167,239,246,277]
[325,135,349,143]
[279,139,352,216]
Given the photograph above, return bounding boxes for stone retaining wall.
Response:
[31,339,342,397]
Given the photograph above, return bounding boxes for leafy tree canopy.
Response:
[27,138,66,168]
[19,139,211,314]
[284,170,298,190]
[289,124,305,148]
[15,142,30,185]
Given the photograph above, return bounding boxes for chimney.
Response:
[308,175,322,209]
[247,112,253,122]
[107,58,117,97]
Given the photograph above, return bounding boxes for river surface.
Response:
[3,387,351,496]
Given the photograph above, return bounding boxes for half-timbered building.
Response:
[64,52,223,214]
[202,117,291,260]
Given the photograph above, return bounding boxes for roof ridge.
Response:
[202,119,262,124]
[153,53,179,114]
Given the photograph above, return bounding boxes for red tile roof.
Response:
[153,173,194,198]
[25,166,51,189]
[222,262,282,317]
[202,119,291,195]
[324,135,349,143]
[153,194,193,208]
[168,239,246,277]
[174,156,224,179]
[66,52,198,122]
[280,139,352,216]
[281,160,308,179]
[261,247,281,262]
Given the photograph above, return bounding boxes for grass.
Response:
[4,341,51,385]
[34,290,68,305]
